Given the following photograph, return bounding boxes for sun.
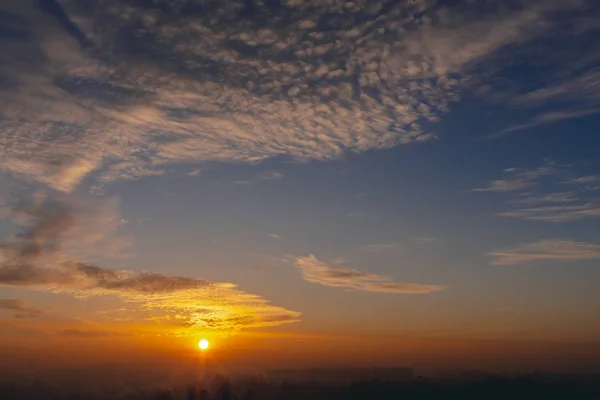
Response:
[198,339,209,350]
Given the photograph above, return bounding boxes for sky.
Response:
[1,0,600,375]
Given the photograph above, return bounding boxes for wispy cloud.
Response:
[55,328,131,339]
[562,174,600,192]
[498,203,600,222]
[474,161,600,222]
[413,237,438,245]
[483,11,600,138]
[0,0,588,192]
[492,107,600,137]
[234,171,285,186]
[0,299,44,319]
[568,175,600,184]
[259,172,284,181]
[514,69,600,107]
[0,195,300,333]
[489,240,600,266]
[269,234,280,239]
[363,243,399,252]
[510,192,579,205]
[294,255,444,294]
[472,162,559,192]
[187,169,202,177]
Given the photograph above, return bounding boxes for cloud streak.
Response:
[55,328,131,339]
[0,299,44,319]
[294,255,443,294]
[413,237,438,245]
[474,161,600,222]
[472,163,559,192]
[363,243,399,252]
[498,203,600,222]
[0,195,300,332]
[489,239,600,266]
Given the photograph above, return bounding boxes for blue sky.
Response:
[1,0,600,348]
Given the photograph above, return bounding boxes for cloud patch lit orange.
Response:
[0,195,300,333]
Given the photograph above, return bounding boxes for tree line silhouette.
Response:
[1,372,599,400]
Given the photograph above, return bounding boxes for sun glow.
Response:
[198,339,209,350]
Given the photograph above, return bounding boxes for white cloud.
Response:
[294,255,444,294]
[489,239,600,266]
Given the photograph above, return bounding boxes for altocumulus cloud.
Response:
[0,0,593,191]
[0,195,300,332]
[294,255,444,294]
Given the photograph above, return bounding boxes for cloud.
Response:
[0,192,132,264]
[413,237,438,245]
[259,171,284,181]
[498,203,600,222]
[472,162,559,192]
[234,171,284,186]
[0,299,44,319]
[363,243,398,252]
[55,328,131,339]
[510,192,579,205]
[489,239,600,266]
[492,107,600,137]
[474,161,600,222]
[475,4,600,137]
[0,195,300,332]
[514,68,600,107]
[294,255,443,294]
[562,175,600,192]
[268,234,280,239]
[0,0,589,191]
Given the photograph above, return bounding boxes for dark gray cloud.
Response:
[0,298,44,319]
[0,0,594,191]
